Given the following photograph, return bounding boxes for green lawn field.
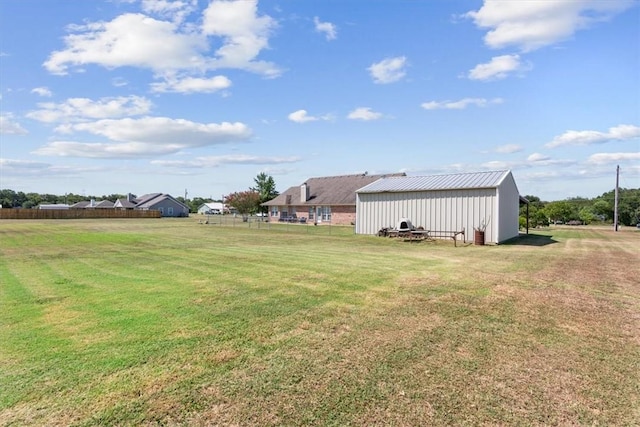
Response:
[1,219,639,426]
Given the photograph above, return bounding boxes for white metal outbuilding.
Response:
[355,170,522,244]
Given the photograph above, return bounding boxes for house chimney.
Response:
[301,183,308,203]
[127,193,134,202]
[90,199,95,207]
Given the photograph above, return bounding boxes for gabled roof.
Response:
[70,201,91,208]
[135,193,189,210]
[263,173,405,206]
[70,200,115,208]
[114,198,137,208]
[357,170,512,193]
[198,202,225,210]
[134,193,163,205]
[95,200,115,208]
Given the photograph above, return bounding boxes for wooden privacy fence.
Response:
[0,209,161,220]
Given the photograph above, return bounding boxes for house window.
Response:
[308,207,314,220]
[270,206,278,217]
[168,207,174,216]
[158,207,164,215]
[319,206,331,222]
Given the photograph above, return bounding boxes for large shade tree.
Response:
[252,172,279,215]
[225,190,260,221]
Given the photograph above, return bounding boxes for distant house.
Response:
[114,194,138,210]
[197,202,226,215]
[38,204,70,210]
[262,173,405,225]
[131,193,190,217]
[68,193,190,217]
[70,200,114,209]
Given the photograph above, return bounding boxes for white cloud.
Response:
[368,56,407,84]
[202,0,280,77]
[33,140,184,158]
[33,117,252,159]
[481,160,516,170]
[44,13,207,75]
[141,0,197,23]
[0,114,28,135]
[31,87,52,97]
[0,158,52,171]
[481,153,576,170]
[527,153,551,162]
[587,152,640,165]
[287,109,332,123]
[151,154,301,168]
[466,0,635,52]
[347,107,382,121]
[421,97,504,110]
[495,144,523,154]
[44,1,281,79]
[150,75,231,93]
[288,110,316,123]
[27,96,153,123]
[61,117,250,145]
[0,159,98,179]
[546,124,640,148]
[314,16,337,40]
[111,77,129,87]
[468,54,529,81]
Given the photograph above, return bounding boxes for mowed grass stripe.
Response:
[1,219,639,426]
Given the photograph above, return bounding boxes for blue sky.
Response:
[1,0,638,201]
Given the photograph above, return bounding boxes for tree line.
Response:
[0,172,280,216]
[2,183,638,226]
[520,188,640,228]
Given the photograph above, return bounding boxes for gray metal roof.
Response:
[356,170,511,193]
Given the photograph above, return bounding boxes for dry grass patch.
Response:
[1,221,639,426]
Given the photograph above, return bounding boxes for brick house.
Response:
[262,173,405,225]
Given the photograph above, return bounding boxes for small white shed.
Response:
[355,170,522,244]
[197,202,225,215]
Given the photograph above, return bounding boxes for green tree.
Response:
[0,189,18,208]
[252,172,278,214]
[543,201,573,224]
[101,194,128,202]
[579,207,597,224]
[225,190,260,221]
[592,199,612,221]
[519,195,549,228]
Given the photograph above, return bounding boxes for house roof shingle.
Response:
[263,173,405,206]
[135,193,189,210]
[70,200,115,209]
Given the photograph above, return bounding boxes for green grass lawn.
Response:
[1,219,639,426]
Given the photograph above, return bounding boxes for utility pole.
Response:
[614,165,619,232]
